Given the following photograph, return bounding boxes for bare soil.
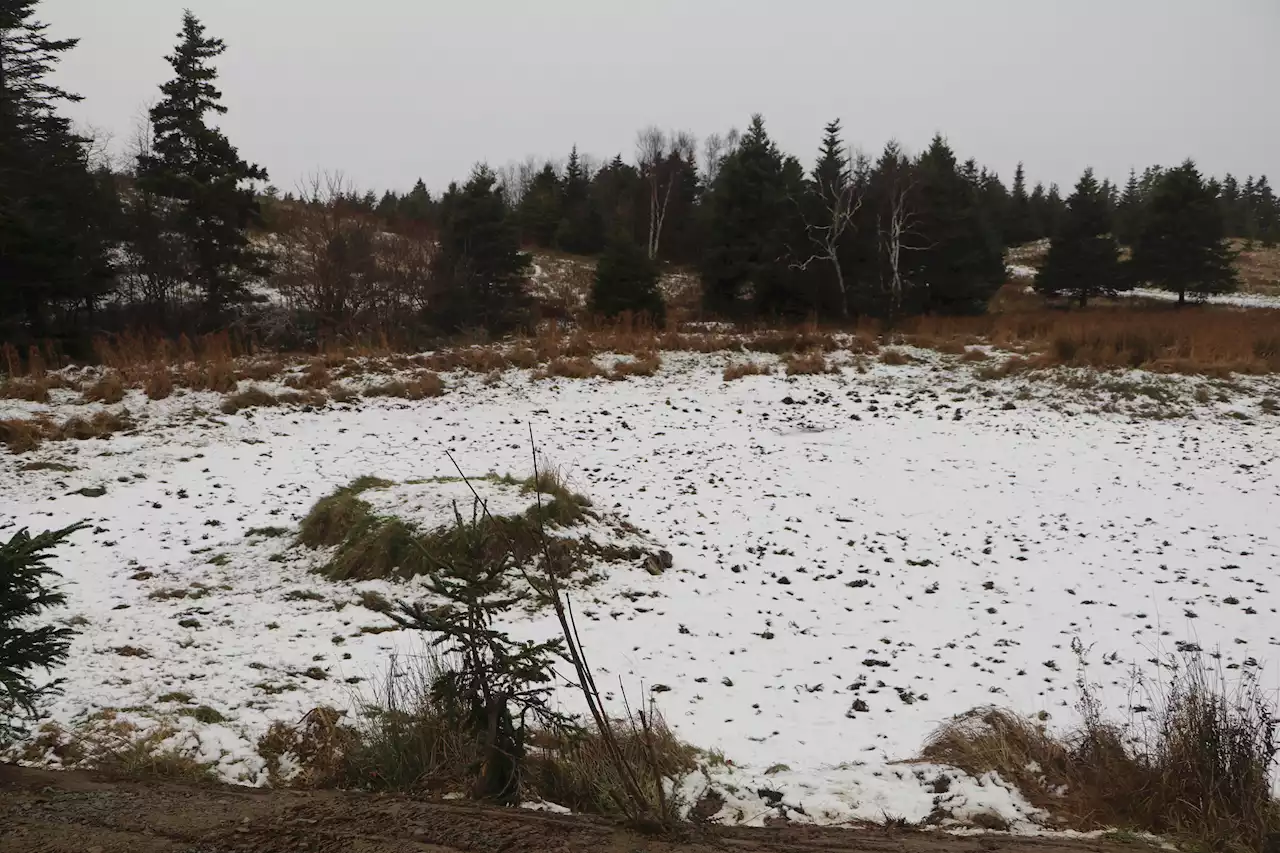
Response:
[0,765,1142,853]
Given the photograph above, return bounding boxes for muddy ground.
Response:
[0,765,1143,853]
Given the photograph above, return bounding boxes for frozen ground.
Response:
[2,350,1278,827]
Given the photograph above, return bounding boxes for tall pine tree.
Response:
[1129,160,1237,305]
[432,165,530,333]
[1035,168,1126,307]
[0,0,114,338]
[700,115,800,316]
[136,11,269,327]
[909,135,1005,315]
[1004,163,1034,245]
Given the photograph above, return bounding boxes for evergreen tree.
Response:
[1115,168,1142,245]
[1005,162,1034,245]
[1035,168,1126,307]
[1027,182,1049,240]
[590,154,642,246]
[1044,183,1067,237]
[0,0,114,337]
[1129,160,1238,305]
[700,114,800,316]
[400,178,435,226]
[517,163,562,248]
[589,233,665,323]
[375,190,400,222]
[1,523,84,745]
[556,146,604,254]
[1251,176,1278,246]
[432,164,530,333]
[136,11,269,326]
[909,135,1005,315]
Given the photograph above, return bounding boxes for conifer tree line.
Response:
[2,1,1275,350]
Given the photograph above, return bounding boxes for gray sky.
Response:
[44,0,1280,195]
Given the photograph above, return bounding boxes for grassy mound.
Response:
[297,473,603,583]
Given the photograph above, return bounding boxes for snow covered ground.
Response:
[3,350,1278,827]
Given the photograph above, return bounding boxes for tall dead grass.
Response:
[921,647,1277,851]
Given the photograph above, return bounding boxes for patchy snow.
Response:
[1121,287,1280,310]
[1007,264,1038,280]
[3,351,1279,825]
[681,763,1045,830]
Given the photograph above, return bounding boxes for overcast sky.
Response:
[43,0,1280,195]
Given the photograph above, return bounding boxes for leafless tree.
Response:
[877,175,927,318]
[701,127,739,186]
[495,155,544,207]
[636,126,695,260]
[791,158,864,320]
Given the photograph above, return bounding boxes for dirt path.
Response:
[1,765,1134,853]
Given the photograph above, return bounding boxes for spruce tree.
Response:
[518,163,562,248]
[433,164,530,333]
[1129,160,1237,305]
[0,0,114,336]
[400,179,435,226]
[910,135,1005,315]
[700,114,799,316]
[136,11,269,326]
[1027,182,1049,240]
[1,523,84,745]
[1115,169,1142,245]
[590,233,665,323]
[1005,163,1034,245]
[1036,168,1126,307]
[555,146,603,254]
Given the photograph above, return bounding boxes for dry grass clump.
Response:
[0,376,52,403]
[607,353,661,380]
[975,355,1032,380]
[539,356,603,380]
[723,360,773,381]
[782,350,834,375]
[82,371,126,404]
[921,657,1277,851]
[327,383,360,404]
[261,654,695,820]
[296,476,392,549]
[143,367,174,400]
[284,360,332,390]
[239,359,285,382]
[19,712,216,784]
[878,348,916,366]
[0,416,49,453]
[364,372,445,400]
[57,409,133,442]
[220,385,279,414]
[961,347,990,362]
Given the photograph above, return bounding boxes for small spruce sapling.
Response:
[388,500,575,804]
[1,523,85,745]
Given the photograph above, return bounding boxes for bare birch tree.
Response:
[636,127,695,260]
[877,175,927,318]
[791,160,864,320]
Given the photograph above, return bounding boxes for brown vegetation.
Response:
[783,350,833,375]
[921,657,1277,852]
[82,372,126,403]
[723,360,772,381]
